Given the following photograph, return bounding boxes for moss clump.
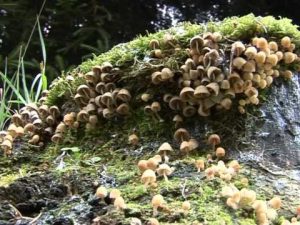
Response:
[46,14,300,106]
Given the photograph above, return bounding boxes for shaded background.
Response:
[0,0,299,82]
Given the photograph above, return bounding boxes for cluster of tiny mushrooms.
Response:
[1,30,300,225]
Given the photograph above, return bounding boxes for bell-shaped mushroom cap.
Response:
[1,139,12,150]
[208,134,221,145]
[12,113,23,126]
[95,82,106,94]
[198,104,211,117]
[63,113,76,126]
[4,134,13,142]
[141,169,156,184]
[180,87,194,102]
[117,89,131,102]
[174,128,190,142]
[207,66,221,80]
[116,103,130,115]
[114,196,126,210]
[244,87,258,97]
[151,102,161,113]
[231,41,245,56]
[141,93,151,102]
[151,71,163,84]
[101,92,114,107]
[49,106,60,118]
[56,122,67,133]
[233,57,247,69]
[242,60,256,73]
[206,82,220,96]
[194,85,210,99]
[148,218,160,225]
[7,124,18,137]
[101,62,113,73]
[220,98,232,110]
[151,194,164,208]
[46,115,55,126]
[77,110,89,122]
[89,115,98,125]
[96,186,108,199]
[188,138,199,150]
[85,103,97,114]
[173,114,183,123]
[244,46,257,59]
[182,105,196,117]
[149,39,160,49]
[220,80,230,90]
[51,133,63,143]
[77,84,91,98]
[16,126,24,137]
[157,142,173,154]
[102,108,114,119]
[144,105,152,115]
[180,141,190,153]
[28,134,40,144]
[190,36,204,54]
[216,147,226,158]
[109,188,121,199]
[24,123,35,133]
[163,93,173,103]
[281,36,291,48]
[254,51,266,64]
[156,163,173,176]
[128,134,139,145]
[74,93,89,106]
[161,68,174,81]
[92,65,102,76]
[138,160,148,172]
[169,96,184,111]
[283,52,296,64]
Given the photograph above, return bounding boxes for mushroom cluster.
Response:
[95,186,126,211]
[222,184,283,225]
[0,101,62,154]
[143,34,299,127]
[75,62,132,130]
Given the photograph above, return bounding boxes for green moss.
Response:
[238,218,257,225]
[47,14,300,106]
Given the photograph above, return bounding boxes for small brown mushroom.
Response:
[156,163,174,182]
[151,194,165,216]
[141,169,156,188]
[208,134,220,151]
[157,142,173,163]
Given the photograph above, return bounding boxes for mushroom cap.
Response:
[157,142,173,155]
[49,106,60,118]
[63,113,75,126]
[141,169,156,183]
[16,126,24,136]
[128,134,139,145]
[77,110,89,122]
[182,201,191,211]
[56,122,67,133]
[195,159,205,170]
[116,103,130,115]
[138,160,148,172]
[101,92,114,107]
[117,89,131,102]
[149,39,160,49]
[51,133,63,143]
[231,41,245,56]
[24,123,35,133]
[180,141,190,153]
[29,134,40,144]
[96,186,108,198]
[12,113,23,126]
[151,71,163,84]
[173,114,183,123]
[194,85,210,99]
[215,147,226,158]
[95,82,106,94]
[268,196,282,210]
[208,134,221,145]
[101,62,113,73]
[109,189,121,199]
[157,163,173,176]
[233,57,247,69]
[102,108,114,119]
[148,218,160,225]
[151,102,161,113]
[174,128,190,142]
[182,105,196,117]
[206,82,220,96]
[141,93,151,102]
[180,87,195,102]
[151,194,164,207]
[1,139,12,149]
[169,96,184,111]
[161,68,174,80]
[114,196,126,210]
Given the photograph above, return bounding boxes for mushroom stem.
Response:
[154,112,164,122]
[163,173,169,182]
[163,151,169,163]
[153,206,158,217]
